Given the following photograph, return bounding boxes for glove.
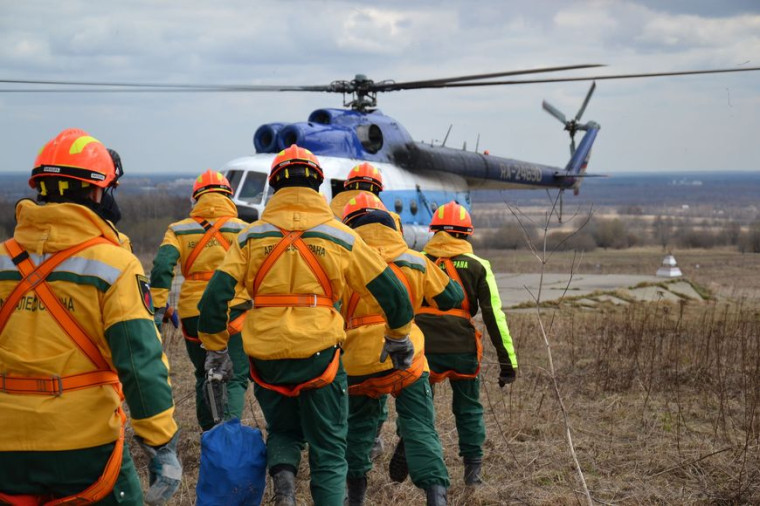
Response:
[137,432,182,505]
[498,367,517,387]
[379,335,414,370]
[204,348,234,382]
[164,305,179,328]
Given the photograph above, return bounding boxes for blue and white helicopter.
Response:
[222,66,604,247]
[210,64,760,247]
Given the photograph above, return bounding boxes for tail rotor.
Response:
[543,81,596,155]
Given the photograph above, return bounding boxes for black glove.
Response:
[498,367,517,387]
[136,432,182,505]
[204,348,234,382]
[379,335,414,370]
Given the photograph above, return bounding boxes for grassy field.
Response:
[133,248,760,505]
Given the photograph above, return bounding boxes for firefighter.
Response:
[340,192,463,506]
[197,145,415,506]
[150,169,251,431]
[392,201,518,486]
[0,128,181,505]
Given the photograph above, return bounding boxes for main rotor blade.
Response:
[0,78,334,92]
[0,65,604,93]
[575,81,596,122]
[421,66,760,88]
[3,66,758,93]
[542,100,567,124]
[373,64,604,91]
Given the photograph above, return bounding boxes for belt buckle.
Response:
[51,375,63,396]
[309,294,318,308]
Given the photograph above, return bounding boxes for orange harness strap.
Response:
[348,352,426,399]
[181,216,232,280]
[247,229,339,395]
[345,263,414,330]
[0,238,126,506]
[417,257,484,384]
[252,229,335,309]
[248,348,341,397]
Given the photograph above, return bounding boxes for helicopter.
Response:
[223,74,599,247]
[4,64,760,247]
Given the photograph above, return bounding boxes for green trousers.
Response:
[427,353,485,459]
[0,441,142,505]
[182,315,250,431]
[253,347,348,506]
[347,372,449,489]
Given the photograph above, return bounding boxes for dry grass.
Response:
[132,249,760,505]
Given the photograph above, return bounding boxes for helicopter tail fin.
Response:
[561,124,601,195]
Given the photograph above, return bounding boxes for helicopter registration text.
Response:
[500,163,542,183]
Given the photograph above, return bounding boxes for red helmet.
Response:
[429,201,473,235]
[29,128,118,190]
[192,169,233,200]
[269,144,323,186]
[342,191,387,226]
[344,162,383,192]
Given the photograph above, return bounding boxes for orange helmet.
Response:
[29,128,119,190]
[192,169,233,200]
[269,144,323,186]
[342,191,387,226]
[344,162,383,192]
[429,201,473,235]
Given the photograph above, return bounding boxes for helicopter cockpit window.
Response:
[238,171,268,204]
[410,200,418,216]
[394,198,403,214]
[226,170,244,195]
[356,124,383,154]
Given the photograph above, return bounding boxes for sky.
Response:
[1,0,759,177]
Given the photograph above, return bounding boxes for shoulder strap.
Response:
[389,262,415,306]
[438,257,470,313]
[253,228,334,301]
[0,237,114,370]
[345,261,414,323]
[182,216,232,276]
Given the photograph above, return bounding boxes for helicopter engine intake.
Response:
[253,123,285,153]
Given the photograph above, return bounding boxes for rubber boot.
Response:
[345,476,367,506]
[463,456,483,485]
[388,438,408,483]
[272,468,296,506]
[425,484,448,506]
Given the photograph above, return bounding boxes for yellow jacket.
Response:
[341,222,463,376]
[150,192,250,318]
[0,200,177,451]
[198,187,414,360]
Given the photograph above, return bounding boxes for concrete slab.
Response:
[627,285,683,303]
[494,273,663,308]
[665,281,704,301]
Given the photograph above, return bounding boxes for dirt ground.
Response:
[132,248,760,505]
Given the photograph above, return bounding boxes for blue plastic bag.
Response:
[196,418,267,506]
